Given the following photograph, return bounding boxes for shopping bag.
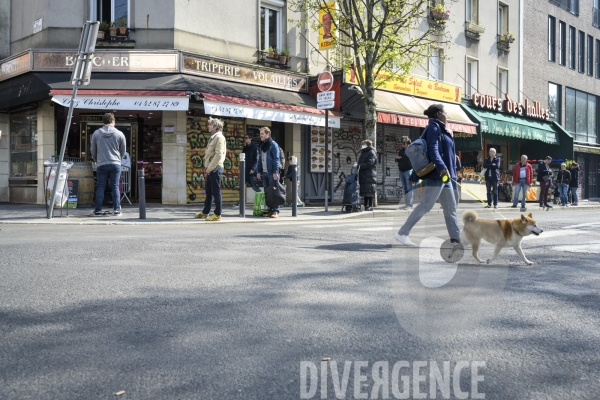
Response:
[265,179,286,208]
[253,192,268,216]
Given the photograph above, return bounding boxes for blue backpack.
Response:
[405,123,442,178]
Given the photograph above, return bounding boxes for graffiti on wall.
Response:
[332,123,363,194]
[186,116,245,203]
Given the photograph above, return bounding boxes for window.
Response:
[466,58,478,97]
[91,0,129,26]
[569,26,576,69]
[588,35,594,76]
[549,16,556,62]
[466,0,479,24]
[498,68,508,97]
[559,21,566,65]
[594,0,600,28]
[565,87,598,143]
[548,83,561,123]
[551,0,579,16]
[429,48,443,81]
[579,31,585,73]
[498,3,508,35]
[261,0,284,51]
[596,39,600,78]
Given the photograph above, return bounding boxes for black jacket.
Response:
[557,169,571,185]
[537,161,553,182]
[242,142,259,173]
[357,146,377,195]
[483,156,501,182]
[569,166,580,187]
[396,148,412,171]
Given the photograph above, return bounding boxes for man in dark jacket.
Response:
[355,139,377,211]
[556,163,571,207]
[256,127,281,218]
[569,162,580,205]
[537,156,553,209]
[235,135,260,207]
[483,148,501,209]
[396,137,413,210]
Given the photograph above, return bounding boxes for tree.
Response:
[289,0,453,143]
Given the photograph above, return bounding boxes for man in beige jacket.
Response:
[195,117,226,221]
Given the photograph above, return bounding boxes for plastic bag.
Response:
[44,160,73,208]
[253,192,268,216]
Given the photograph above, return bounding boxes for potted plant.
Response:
[500,32,515,43]
[97,21,110,40]
[267,46,274,58]
[116,18,127,35]
[279,48,289,64]
[108,22,117,37]
[430,3,450,21]
[271,47,279,58]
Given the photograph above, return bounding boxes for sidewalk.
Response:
[1,199,598,225]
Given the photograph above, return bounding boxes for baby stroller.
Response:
[341,167,362,213]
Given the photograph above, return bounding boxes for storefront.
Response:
[573,143,600,200]
[459,93,574,202]
[0,49,337,205]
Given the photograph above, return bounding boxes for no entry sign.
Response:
[317,71,334,92]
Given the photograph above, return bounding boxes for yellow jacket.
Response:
[205,132,226,172]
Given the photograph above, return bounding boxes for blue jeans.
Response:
[262,173,280,213]
[398,179,460,241]
[399,170,414,207]
[202,166,223,216]
[558,183,569,205]
[95,163,122,213]
[486,180,498,206]
[571,187,579,204]
[512,179,529,207]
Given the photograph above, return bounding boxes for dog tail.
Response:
[463,210,478,224]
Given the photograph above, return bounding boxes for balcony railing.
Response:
[549,0,579,16]
[465,21,485,41]
[594,7,600,28]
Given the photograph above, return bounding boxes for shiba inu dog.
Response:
[460,211,543,265]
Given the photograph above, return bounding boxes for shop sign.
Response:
[471,92,550,121]
[346,70,462,103]
[51,95,189,110]
[0,52,31,81]
[32,51,179,72]
[309,126,333,173]
[203,100,340,128]
[574,144,600,154]
[483,118,558,144]
[183,54,308,92]
[319,2,336,50]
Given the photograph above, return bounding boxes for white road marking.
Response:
[552,243,600,254]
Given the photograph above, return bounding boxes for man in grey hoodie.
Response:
[90,113,126,216]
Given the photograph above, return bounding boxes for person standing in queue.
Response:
[355,139,377,211]
[235,134,261,207]
[537,156,554,210]
[483,148,500,209]
[556,163,571,207]
[256,127,281,218]
[569,162,580,206]
[511,155,533,210]
[396,136,414,210]
[195,117,226,221]
[395,104,460,247]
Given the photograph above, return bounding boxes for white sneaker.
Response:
[394,232,416,246]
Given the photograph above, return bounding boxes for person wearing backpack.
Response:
[396,136,413,210]
[256,126,281,218]
[395,104,460,247]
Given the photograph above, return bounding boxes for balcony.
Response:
[549,0,579,16]
[497,34,515,52]
[465,21,485,41]
[594,7,600,28]
[257,50,291,70]
[427,7,449,30]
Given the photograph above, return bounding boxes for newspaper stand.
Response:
[44,161,73,218]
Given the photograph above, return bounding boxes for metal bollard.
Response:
[239,153,246,218]
[138,169,146,219]
[291,156,298,217]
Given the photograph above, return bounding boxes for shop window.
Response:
[260,0,284,52]
[566,87,598,143]
[498,3,508,36]
[91,0,129,26]
[569,26,576,69]
[588,35,594,76]
[429,48,443,81]
[578,30,585,73]
[596,39,600,78]
[559,21,566,65]
[9,109,38,180]
[548,16,556,62]
[466,0,478,24]
[466,58,478,97]
[498,68,508,97]
[548,82,561,123]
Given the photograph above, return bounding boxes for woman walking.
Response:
[395,104,460,247]
[569,162,580,206]
[355,140,377,211]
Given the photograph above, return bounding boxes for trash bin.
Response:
[44,160,73,209]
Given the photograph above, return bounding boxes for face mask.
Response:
[361,145,367,149]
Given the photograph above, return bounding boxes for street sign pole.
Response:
[48,21,99,219]
[324,109,329,212]
[316,71,334,213]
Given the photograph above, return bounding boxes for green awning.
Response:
[461,102,566,145]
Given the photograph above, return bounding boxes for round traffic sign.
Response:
[317,71,334,92]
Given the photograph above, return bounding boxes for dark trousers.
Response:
[539,179,551,206]
[486,180,498,206]
[202,166,223,216]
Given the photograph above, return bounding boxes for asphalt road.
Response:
[1,209,599,399]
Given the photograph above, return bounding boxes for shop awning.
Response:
[49,89,190,110]
[375,90,477,134]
